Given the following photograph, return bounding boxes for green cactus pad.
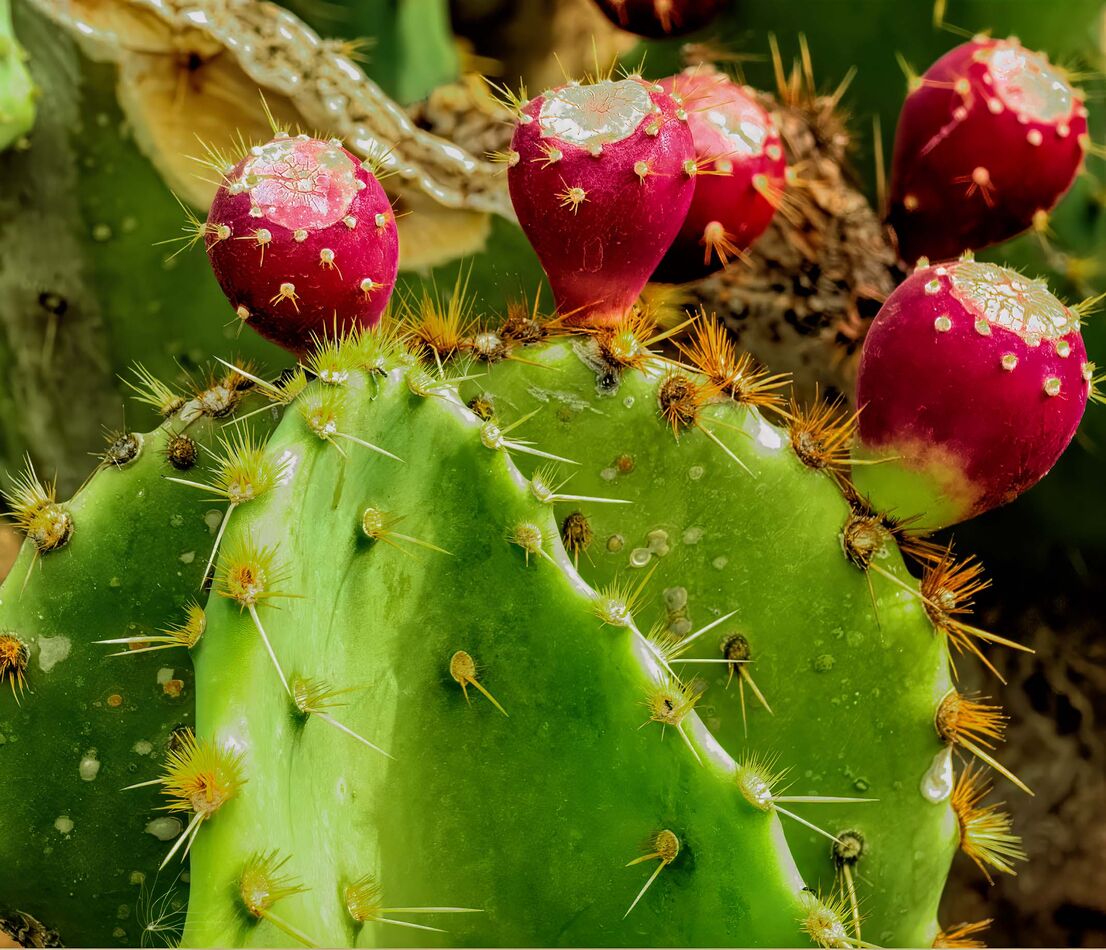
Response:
[452,326,974,946]
[180,362,845,948]
[0,383,270,948]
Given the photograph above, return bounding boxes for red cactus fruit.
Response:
[591,0,728,38]
[651,68,786,283]
[508,77,696,326]
[204,133,399,354]
[855,258,1091,528]
[888,36,1088,264]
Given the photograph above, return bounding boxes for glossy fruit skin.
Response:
[205,134,398,354]
[652,69,786,283]
[592,0,728,38]
[856,260,1090,526]
[888,37,1088,264]
[508,78,695,325]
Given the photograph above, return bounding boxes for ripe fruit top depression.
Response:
[204,133,399,354]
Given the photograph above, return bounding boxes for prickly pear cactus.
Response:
[2,31,1096,950]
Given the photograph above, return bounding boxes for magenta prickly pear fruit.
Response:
[591,0,727,37]
[888,36,1088,264]
[204,133,399,354]
[507,77,696,326]
[854,258,1091,528]
[652,68,787,283]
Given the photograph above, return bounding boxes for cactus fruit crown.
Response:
[856,254,1091,528]
[889,35,1089,263]
[200,129,399,354]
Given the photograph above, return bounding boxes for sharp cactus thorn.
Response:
[485,77,530,120]
[449,650,508,717]
[920,549,1033,682]
[270,282,301,312]
[96,601,207,656]
[124,364,187,417]
[699,221,748,268]
[361,507,451,557]
[694,629,774,736]
[532,143,564,169]
[407,366,487,399]
[592,563,657,629]
[623,830,680,919]
[487,148,521,170]
[873,113,887,212]
[936,690,1033,796]
[165,428,288,587]
[640,676,704,765]
[123,729,244,870]
[157,193,220,261]
[750,172,803,226]
[400,270,480,363]
[839,513,895,630]
[734,755,875,845]
[529,467,631,506]
[895,51,923,94]
[555,181,588,214]
[0,633,30,703]
[215,536,297,695]
[800,890,872,950]
[3,459,73,589]
[950,765,1026,883]
[344,873,481,932]
[560,511,594,570]
[186,135,245,189]
[300,391,404,462]
[579,309,695,375]
[212,357,286,403]
[94,429,143,470]
[238,851,319,948]
[788,392,873,476]
[665,609,740,657]
[507,521,558,567]
[134,868,188,948]
[164,430,198,471]
[480,409,580,465]
[953,166,997,207]
[657,374,755,477]
[292,676,394,759]
[674,313,792,413]
[934,918,992,948]
[832,831,866,943]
